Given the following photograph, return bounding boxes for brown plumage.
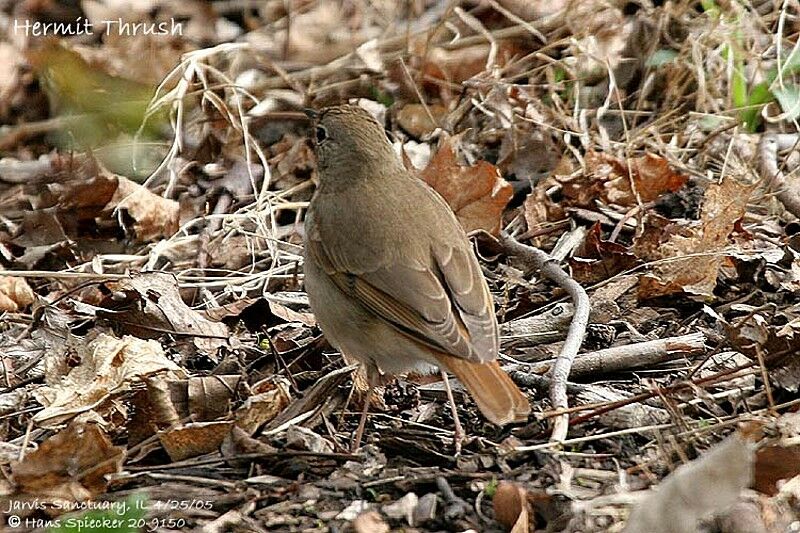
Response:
[303,105,530,448]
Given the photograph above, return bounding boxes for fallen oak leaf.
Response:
[638,175,755,299]
[32,333,185,426]
[581,152,689,207]
[421,133,513,236]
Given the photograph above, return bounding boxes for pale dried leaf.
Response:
[33,333,185,426]
[639,176,754,299]
[111,175,180,241]
[235,379,292,435]
[99,272,230,356]
[624,429,758,533]
[0,276,35,312]
[0,42,21,99]
[353,511,390,533]
[397,104,447,138]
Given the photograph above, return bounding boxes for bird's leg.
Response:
[441,370,464,456]
[351,368,376,453]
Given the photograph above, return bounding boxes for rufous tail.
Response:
[434,356,530,425]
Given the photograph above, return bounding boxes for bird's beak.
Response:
[303,108,319,121]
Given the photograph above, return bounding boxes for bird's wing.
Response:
[306,231,498,362]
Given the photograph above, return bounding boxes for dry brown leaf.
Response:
[0,276,35,312]
[493,482,530,533]
[98,272,229,356]
[570,222,639,284]
[235,378,292,435]
[33,333,185,426]
[582,152,689,206]
[159,421,233,462]
[188,375,242,421]
[421,134,513,235]
[522,175,566,231]
[222,425,278,458]
[638,176,754,299]
[755,444,800,496]
[416,42,524,89]
[496,0,567,19]
[11,420,124,500]
[110,174,180,241]
[397,104,448,138]
[247,2,360,65]
[49,155,179,241]
[268,300,317,326]
[353,511,390,533]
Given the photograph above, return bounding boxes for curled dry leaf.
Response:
[0,276,35,312]
[565,2,630,83]
[415,42,524,90]
[570,223,639,284]
[493,482,530,533]
[353,511,390,533]
[50,155,179,242]
[235,377,292,435]
[188,375,243,421]
[396,103,448,138]
[421,134,513,235]
[222,425,278,458]
[110,174,180,242]
[159,420,234,462]
[755,412,800,495]
[639,176,755,299]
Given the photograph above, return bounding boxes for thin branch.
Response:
[498,231,590,442]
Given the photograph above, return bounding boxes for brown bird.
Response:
[303,105,530,451]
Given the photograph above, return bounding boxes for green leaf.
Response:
[369,86,394,108]
[701,0,720,18]
[773,84,800,122]
[778,43,800,79]
[731,62,748,110]
[646,49,679,67]
[485,478,499,498]
[740,81,774,132]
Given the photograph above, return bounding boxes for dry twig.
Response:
[497,231,590,442]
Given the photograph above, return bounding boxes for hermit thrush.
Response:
[303,105,530,451]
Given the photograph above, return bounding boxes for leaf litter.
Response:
[1,0,800,532]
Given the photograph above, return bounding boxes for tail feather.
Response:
[435,356,530,425]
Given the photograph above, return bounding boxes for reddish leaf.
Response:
[420,134,512,235]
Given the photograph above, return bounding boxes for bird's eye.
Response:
[315,125,328,143]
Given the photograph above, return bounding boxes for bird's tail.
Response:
[434,356,530,425]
